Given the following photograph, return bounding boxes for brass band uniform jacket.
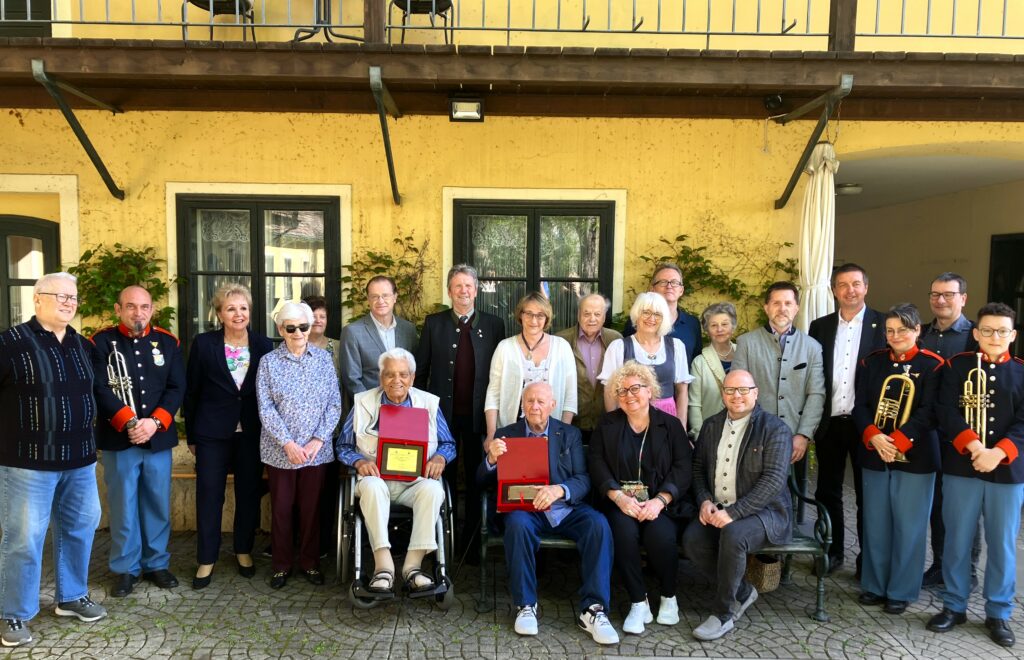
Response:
[937,351,1024,484]
[852,345,943,474]
[90,323,186,452]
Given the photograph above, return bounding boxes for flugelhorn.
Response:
[874,368,914,463]
[107,340,139,430]
[959,352,993,446]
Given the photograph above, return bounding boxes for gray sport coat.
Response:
[340,314,418,395]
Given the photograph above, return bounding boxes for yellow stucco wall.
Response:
[49,0,1024,53]
[0,192,61,222]
[837,177,1024,315]
[3,109,1024,326]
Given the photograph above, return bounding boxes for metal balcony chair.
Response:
[182,0,256,42]
[388,0,454,44]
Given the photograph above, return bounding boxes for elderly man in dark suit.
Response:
[478,381,618,645]
[416,264,505,558]
[556,293,622,444]
[682,369,792,641]
[808,263,886,576]
[341,275,418,398]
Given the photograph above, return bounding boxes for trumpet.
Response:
[874,369,915,463]
[107,340,139,430]
[959,352,994,446]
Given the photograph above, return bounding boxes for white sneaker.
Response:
[734,586,759,621]
[623,599,653,634]
[692,614,734,641]
[578,604,620,645]
[514,604,538,636]
[657,595,680,625]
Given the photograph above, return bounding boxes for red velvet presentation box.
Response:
[497,435,550,512]
[376,405,429,481]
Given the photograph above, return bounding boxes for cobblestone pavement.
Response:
[4,474,1023,659]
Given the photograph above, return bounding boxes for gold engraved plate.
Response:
[507,485,539,501]
[383,446,421,474]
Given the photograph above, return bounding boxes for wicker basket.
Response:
[745,554,782,593]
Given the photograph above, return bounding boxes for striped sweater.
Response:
[0,317,96,470]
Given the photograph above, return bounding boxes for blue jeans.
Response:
[0,464,101,620]
[102,447,173,575]
[941,475,1024,619]
[503,504,612,613]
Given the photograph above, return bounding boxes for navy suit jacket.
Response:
[809,306,888,437]
[416,309,505,434]
[183,328,273,443]
[476,417,591,506]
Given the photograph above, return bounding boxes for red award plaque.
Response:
[496,435,550,512]
[376,405,429,481]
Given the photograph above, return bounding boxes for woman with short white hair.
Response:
[257,301,342,589]
[598,292,693,428]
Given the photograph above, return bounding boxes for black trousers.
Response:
[195,432,264,565]
[682,515,766,619]
[814,415,863,562]
[605,507,678,602]
[442,414,484,556]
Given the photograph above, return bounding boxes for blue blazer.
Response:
[477,417,591,505]
[183,328,273,443]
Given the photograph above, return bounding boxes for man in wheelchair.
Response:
[335,348,456,596]
[478,381,619,645]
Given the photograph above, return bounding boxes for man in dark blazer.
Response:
[478,382,618,645]
[808,263,887,575]
[682,369,792,641]
[415,264,505,558]
[341,275,418,398]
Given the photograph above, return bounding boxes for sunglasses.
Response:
[284,324,310,334]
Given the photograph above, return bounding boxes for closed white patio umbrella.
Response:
[796,141,838,332]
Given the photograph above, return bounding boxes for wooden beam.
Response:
[364,0,385,45]
[829,0,858,52]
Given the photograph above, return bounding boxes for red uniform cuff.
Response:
[995,438,1019,464]
[952,428,980,454]
[110,406,136,432]
[890,430,913,454]
[862,425,883,450]
[152,408,173,431]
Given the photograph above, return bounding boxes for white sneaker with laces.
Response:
[657,595,680,625]
[514,604,538,636]
[623,599,653,634]
[578,604,620,645]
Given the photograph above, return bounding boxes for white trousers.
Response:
[355,476,444,552]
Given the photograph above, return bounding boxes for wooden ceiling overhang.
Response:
[1,37,1023,120]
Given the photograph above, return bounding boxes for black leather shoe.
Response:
[985,618,1016,647]
[237,561,256,579]
[192,573,212,590]
[884,600,908,615]
[302,569,324,586]
[110,573,139,598]
[143,569,179,589]
[269,571,290,589]
[858,592,884,606]
[927,608,967,632]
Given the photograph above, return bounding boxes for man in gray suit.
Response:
[683,369,792,641]
[341,276,418,398]
[732,281,825,517]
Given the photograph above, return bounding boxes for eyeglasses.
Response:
[978,327,1014,338]
[653,279,683,289]
[38,292,80,304]
[521,311,547,321]
[928,292,962,301]
[283,324,310,334]
[368,294,394,302]
[722,386,757,396]
[884,327,914,337]
[639,310,664,320]
[615,384,649,398]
